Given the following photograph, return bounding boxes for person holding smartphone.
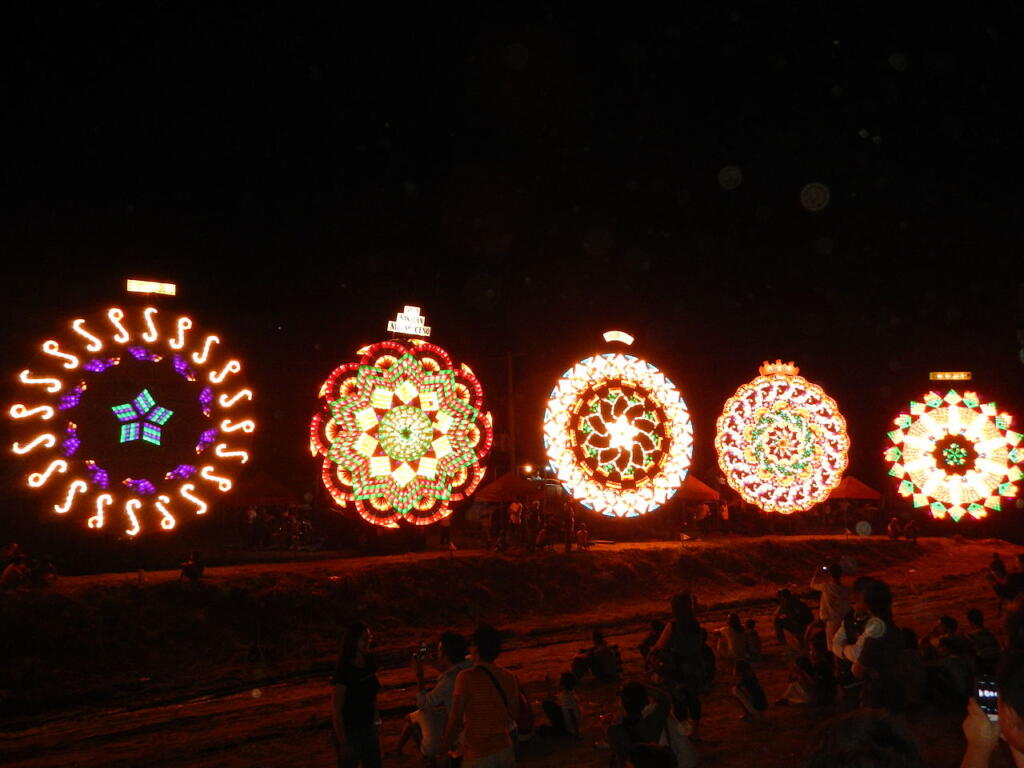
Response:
[390,632,473,762]
[962,650,1024,767]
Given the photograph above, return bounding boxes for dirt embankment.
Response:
[0,536,974,723]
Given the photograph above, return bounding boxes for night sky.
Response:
[2,6,1021,530]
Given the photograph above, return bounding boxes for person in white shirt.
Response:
[391,631,473,760]
[812,563,850,652]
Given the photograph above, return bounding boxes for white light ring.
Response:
[715,374,849,514]
[544,353,693,517]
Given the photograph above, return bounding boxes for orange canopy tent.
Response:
[828,475,881,500]
[676,474,721,502]
[473,472,544,502]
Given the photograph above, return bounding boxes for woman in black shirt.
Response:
[331,622,382,768]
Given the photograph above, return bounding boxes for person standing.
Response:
[563,500,575,553]
[439,513,452,548]
[331,622,382,767]
[441,625,519,767]
[833,580,904,711]
[507,498,523,548]
[653,592,708,740]
[811,563,850,651]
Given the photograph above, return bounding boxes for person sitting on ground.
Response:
[811,562,850,652]
[928,634,974,706]
[639,620,665,668]
[966,609,1002,676]
[572,629,619,681]
[804,619,828,651]
[391,631,473,762]
[923,615,968,660]
[179,551,204,583]
[902,518,918,542]
[607,682,697,768]
[540,672,581,738]
[731,660,767,722]
[805,710,923,768]
[778,635,836,706]
[0,554,28,590]
[774,588,814,648]
[440,624,519,768]
[714,613,750,661]
[896,627,927,709]
[745,619,763,661]
[575,522,591,551]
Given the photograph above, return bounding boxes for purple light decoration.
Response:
[173,355,197,381]
[84,357,120,372]
[61,424,80,457]
[165,464,197,480]
[58,382,87,411]
[195,428,217,454]
[199,387,214,417]
[86,460,110,490]
[128,346,161,362]
[124,477,157,496]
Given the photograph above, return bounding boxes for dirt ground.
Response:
[2,535,1022,767]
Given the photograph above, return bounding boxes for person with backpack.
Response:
[652,592,709,741]
[607,682,697,768]
[440,625,519,767]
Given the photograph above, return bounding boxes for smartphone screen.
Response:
[977,677,999,720]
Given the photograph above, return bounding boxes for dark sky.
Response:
[2,5,1021,513]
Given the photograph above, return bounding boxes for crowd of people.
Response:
[327,550,1024,768]
[480,499,590,554]
[0,542,56,589]
[244,506,323,550]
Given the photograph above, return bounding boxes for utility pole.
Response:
[506,350,517,474]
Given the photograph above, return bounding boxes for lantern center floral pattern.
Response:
[885,389,1022,522]
[311,339,492,528]
[377,405,434,462]
[544,350,692,518]
[571,382,669,488]
[716,361,849,514]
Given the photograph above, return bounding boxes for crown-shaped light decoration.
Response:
[759,359,800,376]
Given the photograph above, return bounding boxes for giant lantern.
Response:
[310,306,493,528]
[8,279,256,536]
[885,376,1022,522]
[716,360,849,513]
[543,331,693,517]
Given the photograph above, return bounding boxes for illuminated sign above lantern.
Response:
[386,306,431,338]
[602,330,635,345]
[126,279,177,296]
[930,372,972,381]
